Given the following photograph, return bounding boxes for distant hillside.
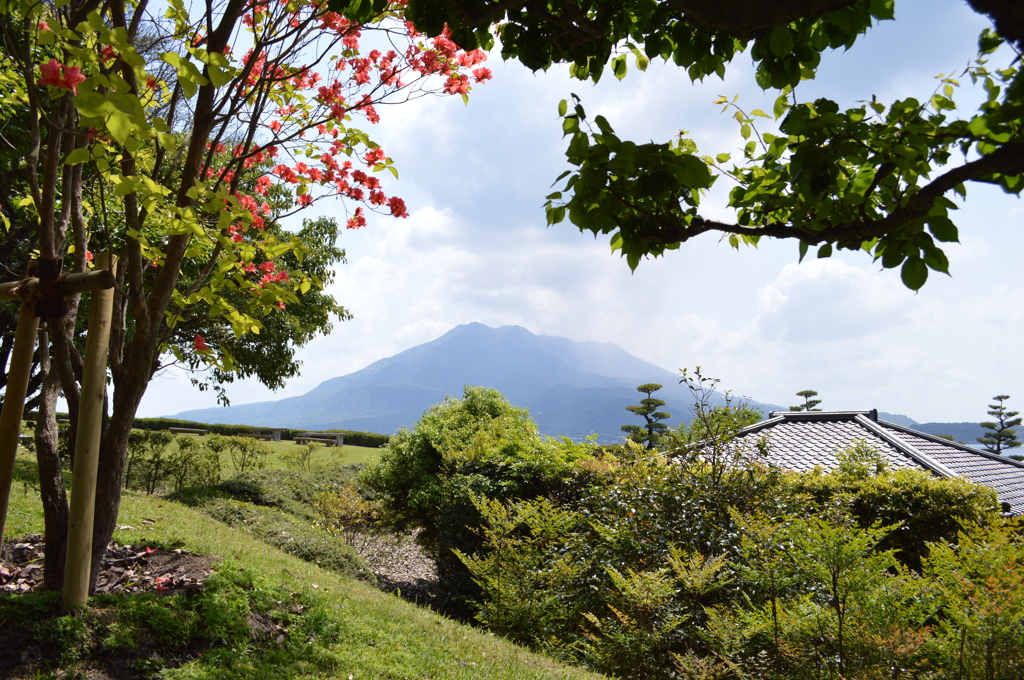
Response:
[173,323,784,443]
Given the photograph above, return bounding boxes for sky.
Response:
[138,0,1024,425]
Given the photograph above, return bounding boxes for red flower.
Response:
[38,59,86,95]
[37,21,50,31]
[193,335,210,351]
[85,250,93,262]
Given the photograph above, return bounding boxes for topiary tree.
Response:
[977,395,1022,454]
[621,383,672,449]
[789,389,822,412]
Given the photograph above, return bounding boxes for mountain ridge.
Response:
[170,323,994,446]
[172,323,767,442]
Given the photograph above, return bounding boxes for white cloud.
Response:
[136,0,1024,429]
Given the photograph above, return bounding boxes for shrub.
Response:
[459,443,1012,679]
[125,429,175,494]
[279,442,324,472]
[786,463,1001,571]
[167,437,222,492]
[360,385,600,611]
[313,482,382,541]
[206,434,270,473]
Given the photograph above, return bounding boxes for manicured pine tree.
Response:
[977,395,1022,454]
[622,383,672,449]
[789,390,823,412]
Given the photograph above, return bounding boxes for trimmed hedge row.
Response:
[130,417,390,448]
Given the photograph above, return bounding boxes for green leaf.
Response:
[817,244,832,258]
[612,55,628,81]
[557,99,567,117]
[927,216,959,243]
[64,147,91,165]
[769,26,794,58]
[900,257,928,290]
[73,92,108,117]
[107,111,132,144]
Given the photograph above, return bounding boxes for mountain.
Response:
[171,322,784,442]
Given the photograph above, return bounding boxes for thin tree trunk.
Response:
[88,352,154,590]
[35,329,69,590]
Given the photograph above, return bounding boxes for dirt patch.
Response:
[1,534,218,595]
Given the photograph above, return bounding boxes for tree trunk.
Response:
[88,349,156,591]
[35,330,69,590]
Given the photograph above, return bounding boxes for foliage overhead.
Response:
[328,0,1024,290]
[0,0,491,590]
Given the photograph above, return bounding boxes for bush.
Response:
[206,434,270,473]
[125,430,175,494]
[279,442,325,472]
[360,385,601,611]
[786,462,1000,571]
[313,482,382,542]
[167,437,222,491]
[459,443,1012,679]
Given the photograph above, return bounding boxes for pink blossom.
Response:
[38,59,86,95]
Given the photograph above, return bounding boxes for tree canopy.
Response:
[329,0,1024,290]
[0,0,491,589]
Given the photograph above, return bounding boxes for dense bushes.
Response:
[459,444,1015,679]
[360,385,600,611]
[358,381,1017,678]
[124,432,276,493]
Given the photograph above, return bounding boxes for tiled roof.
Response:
[730,410,1024,515]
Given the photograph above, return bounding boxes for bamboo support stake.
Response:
[63,254,116,610]
[0,269,115,302]
[0,298,40,550]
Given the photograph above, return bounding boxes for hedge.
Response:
[129,417,390,448]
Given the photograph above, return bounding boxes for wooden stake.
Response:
[62,254,116,610]
[0,269,115,302]
[0,298,40,550]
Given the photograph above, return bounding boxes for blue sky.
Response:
[140,0,1024,424]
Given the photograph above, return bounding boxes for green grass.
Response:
[2,448,602,679]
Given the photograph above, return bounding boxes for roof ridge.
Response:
[733,414,786,437]
[880,421,1024,470]
[768,410,878,421]
[854,415,959,478]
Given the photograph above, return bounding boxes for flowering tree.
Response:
[0,0,490,589]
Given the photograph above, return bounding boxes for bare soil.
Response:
[0,535,218,596]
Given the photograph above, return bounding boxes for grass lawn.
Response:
[3,447,600,679]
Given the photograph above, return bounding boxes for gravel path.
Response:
[344,529,440,606]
